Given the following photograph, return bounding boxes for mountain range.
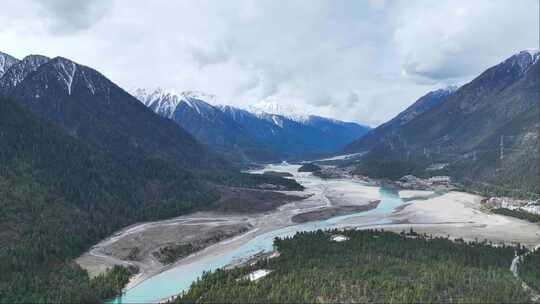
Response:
[0,54,225,170]
[135,89,370,164]
[0,51,301,302]
[0,46,538,302]
[346,49,540,198]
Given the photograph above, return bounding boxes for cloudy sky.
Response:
[1,0,538,126]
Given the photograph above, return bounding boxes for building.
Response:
[429,176,451,184]
[331,234,349,242]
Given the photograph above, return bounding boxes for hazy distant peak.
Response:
[428,85,459,98]
[181,90,216,103]
[248,100,311,123]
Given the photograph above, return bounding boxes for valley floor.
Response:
[76,163,540,302]
[76,165,381,293]
[365,191,540,247]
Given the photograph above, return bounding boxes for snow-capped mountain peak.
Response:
[135,88,183,118]
[429,85,459,98]
[181,90,216,104]
[134,88,218,118]
[248,100,310,123]
[504,49,540,73]
[523,48,540,61]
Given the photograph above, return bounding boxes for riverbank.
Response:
[174,229,532,304]
[291,200,380,223]
[360,191,540,248]
[77,164,383,293]
[312,164,540,247]
[79,162,540,303]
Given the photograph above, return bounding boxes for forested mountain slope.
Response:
[345,86,456,152]
[347,50,540,198]
[0,55,225,170]
[0,54,302,302]
[0,97,221,302]
[136,89,277,164]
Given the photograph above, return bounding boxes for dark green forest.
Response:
[0,97,300,303]
[492,208,540,223]
[90,265,138,300]
[520,249,540,293]
[298,163,322,173]
[176,229,534,303]
[351,149,540,200]
[346,54,540,201]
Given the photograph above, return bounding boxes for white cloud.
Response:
[392,0,540,82]
[0,0,538,126]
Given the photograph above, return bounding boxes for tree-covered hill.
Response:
[2,56,226,170]
[0,96,301,302]
[177,229,532,303]
[520,249,540,294]
[0,96,226,302]
[345,51,540,199]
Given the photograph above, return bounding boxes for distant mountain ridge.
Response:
[0,93,225,302]
[345,85,458,153]
[248,100,312,123]
[346,49,540,198]
[134,88,371,163]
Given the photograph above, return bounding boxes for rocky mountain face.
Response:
[0,51,19,78]
[0,55,50,94]
[230,109,370,160]
[0,54,225,170]
[136,88,271,163]
[135,89,371,163]
[347,50,540,198]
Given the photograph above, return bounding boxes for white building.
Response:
[247,269,272,282]
[331,234,349,242]
[429,176,451,184]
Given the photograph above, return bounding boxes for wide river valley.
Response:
[109,163,410,303]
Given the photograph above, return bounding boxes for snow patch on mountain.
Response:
[216,105,250,121]
[0,55,49,92]
[80,69,96,95]
[181,91,216,115]
[0,51,19,79]
[523,48,540,64]
[134,88,218,118]
[136,89,368,135]
[248,99,311,123]
[135,88,182,118]
[270,115,284,128]
[504,49,540,73]
[54,60,77,95]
